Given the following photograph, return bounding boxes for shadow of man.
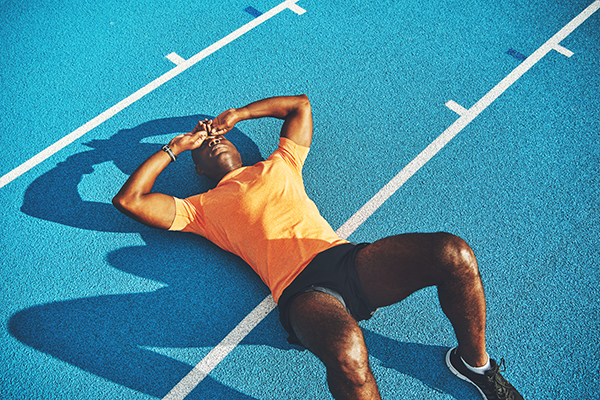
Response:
[10,114,479,399]
[10,115,293,399]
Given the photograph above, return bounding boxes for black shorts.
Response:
[278,243,378,346]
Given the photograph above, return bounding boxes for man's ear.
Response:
[195,164,205,176]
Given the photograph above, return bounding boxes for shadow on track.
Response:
[11,115,278,399]
[10,114,476,399]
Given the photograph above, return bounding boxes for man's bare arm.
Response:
[112,122,210,229]
[211,95,313,147]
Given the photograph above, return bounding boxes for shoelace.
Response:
[485,359,516,400]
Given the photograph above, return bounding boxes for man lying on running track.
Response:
[113,95,523,400]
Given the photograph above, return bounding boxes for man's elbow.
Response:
[289,94,311,118]
[297,94,311,110]
[112,193,133,215]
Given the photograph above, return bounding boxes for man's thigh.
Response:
[354,232,460,308]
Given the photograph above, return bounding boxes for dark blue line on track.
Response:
[506,48,527,61]
[244,6,263,18]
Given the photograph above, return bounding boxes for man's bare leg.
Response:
[289,291,382,400]
[354,232,488,367]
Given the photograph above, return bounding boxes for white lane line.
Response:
[0,0,306,190]
[160,3,600,398]
[162,295,276,400]
[554,44,574,57]
[445,100,468,116]
[165,52,187,65]
[336,0,600,240]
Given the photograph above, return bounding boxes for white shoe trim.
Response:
[445,347,487,400]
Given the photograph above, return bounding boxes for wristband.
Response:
[161,144,177,162]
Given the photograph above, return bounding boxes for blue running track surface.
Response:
[1,0,599,399]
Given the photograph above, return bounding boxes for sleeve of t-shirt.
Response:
[168,196,206,236]
[273,137,310,172]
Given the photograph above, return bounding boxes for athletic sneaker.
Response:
[445,347,524,400]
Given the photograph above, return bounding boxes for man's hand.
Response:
[168,119,212,155]
[211,108,243,136]
[211,96,312,147]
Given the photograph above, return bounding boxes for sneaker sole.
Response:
[445,347,487,400]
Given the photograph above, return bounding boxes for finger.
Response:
[193,131,207,145]
[194,136,206,146]
[191,122,204,133]
[190,128,206,140]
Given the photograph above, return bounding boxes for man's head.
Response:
[191,135,243,182]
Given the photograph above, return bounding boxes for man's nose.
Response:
[208,137,221,147]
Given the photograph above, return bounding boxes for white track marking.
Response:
[288,2,306,15]
[445,100,468,116]
[165,52,187,66]
[554,44,574,57]
[162,295,276,400]
[0,0,306,189]
[161,3,599,398]
[336,0,600,239]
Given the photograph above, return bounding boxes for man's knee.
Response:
[326,326,372,387]
[434,232,480,279]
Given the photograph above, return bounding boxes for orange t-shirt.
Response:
[169,137,348,303]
